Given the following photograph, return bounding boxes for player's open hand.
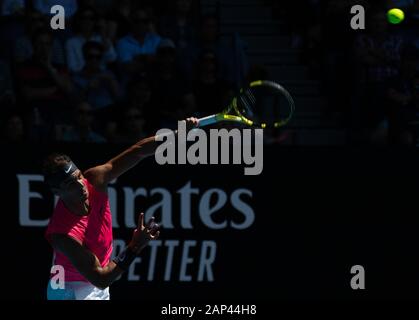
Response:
[129,213,160,254]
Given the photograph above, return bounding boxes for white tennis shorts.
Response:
[47,280,110,300]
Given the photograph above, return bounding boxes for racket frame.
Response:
[197,80,294,129]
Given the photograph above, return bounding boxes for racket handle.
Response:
[198,115,218,127]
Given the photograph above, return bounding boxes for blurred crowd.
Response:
[0,0,246,144]
[2,0,419,147]
[275,0,419,146]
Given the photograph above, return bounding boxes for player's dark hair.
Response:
[43,153,72,188]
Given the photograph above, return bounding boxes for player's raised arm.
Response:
[84,118,198,189]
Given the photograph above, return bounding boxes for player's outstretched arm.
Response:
[84,118,198,191]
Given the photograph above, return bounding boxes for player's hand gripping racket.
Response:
[198,80,295,129]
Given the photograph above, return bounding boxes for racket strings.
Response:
[238,90,256,118]
[245,88,256,105]
[243,87,279,125]
[199,80,295,129]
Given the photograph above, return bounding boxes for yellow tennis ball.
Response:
[387,8,405,24]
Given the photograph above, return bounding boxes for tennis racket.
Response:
[198,80,295,129]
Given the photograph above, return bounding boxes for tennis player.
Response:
[44,118,198,300]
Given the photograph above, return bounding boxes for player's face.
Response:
[59,169,88,202]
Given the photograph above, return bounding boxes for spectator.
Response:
[401,72,419,146]
[0,2,26,59]
[65,6,117,73]
[148,0,171,17]
[2,113,25,143]
[78,0,113,15]
[354,9,403,84]
[182,14,247,86]
[95,14,118,50]
[57,101,106,143]
[33,0,78,18]
[386,46,419,145]
[1,0,25,16]
[116,7,161,76]
[126,76,153,112]
[277,0,318,50]
[15,27,74,124]
[158,0,199,51]
[107,0,133,40]
[14,10,65,65]
[408,1,419,47]
[72,41,120,110]
[354,8,404,143]
[245,64,270,83]
[0,60,15,107]
[317,1,361,115]
[412,0,419,21]
[385,0,414,9]
[192,51,233,115]
[388,72,419,146]
[106,107,147,144]
[113,76,156,134]
[149,39,195,129]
